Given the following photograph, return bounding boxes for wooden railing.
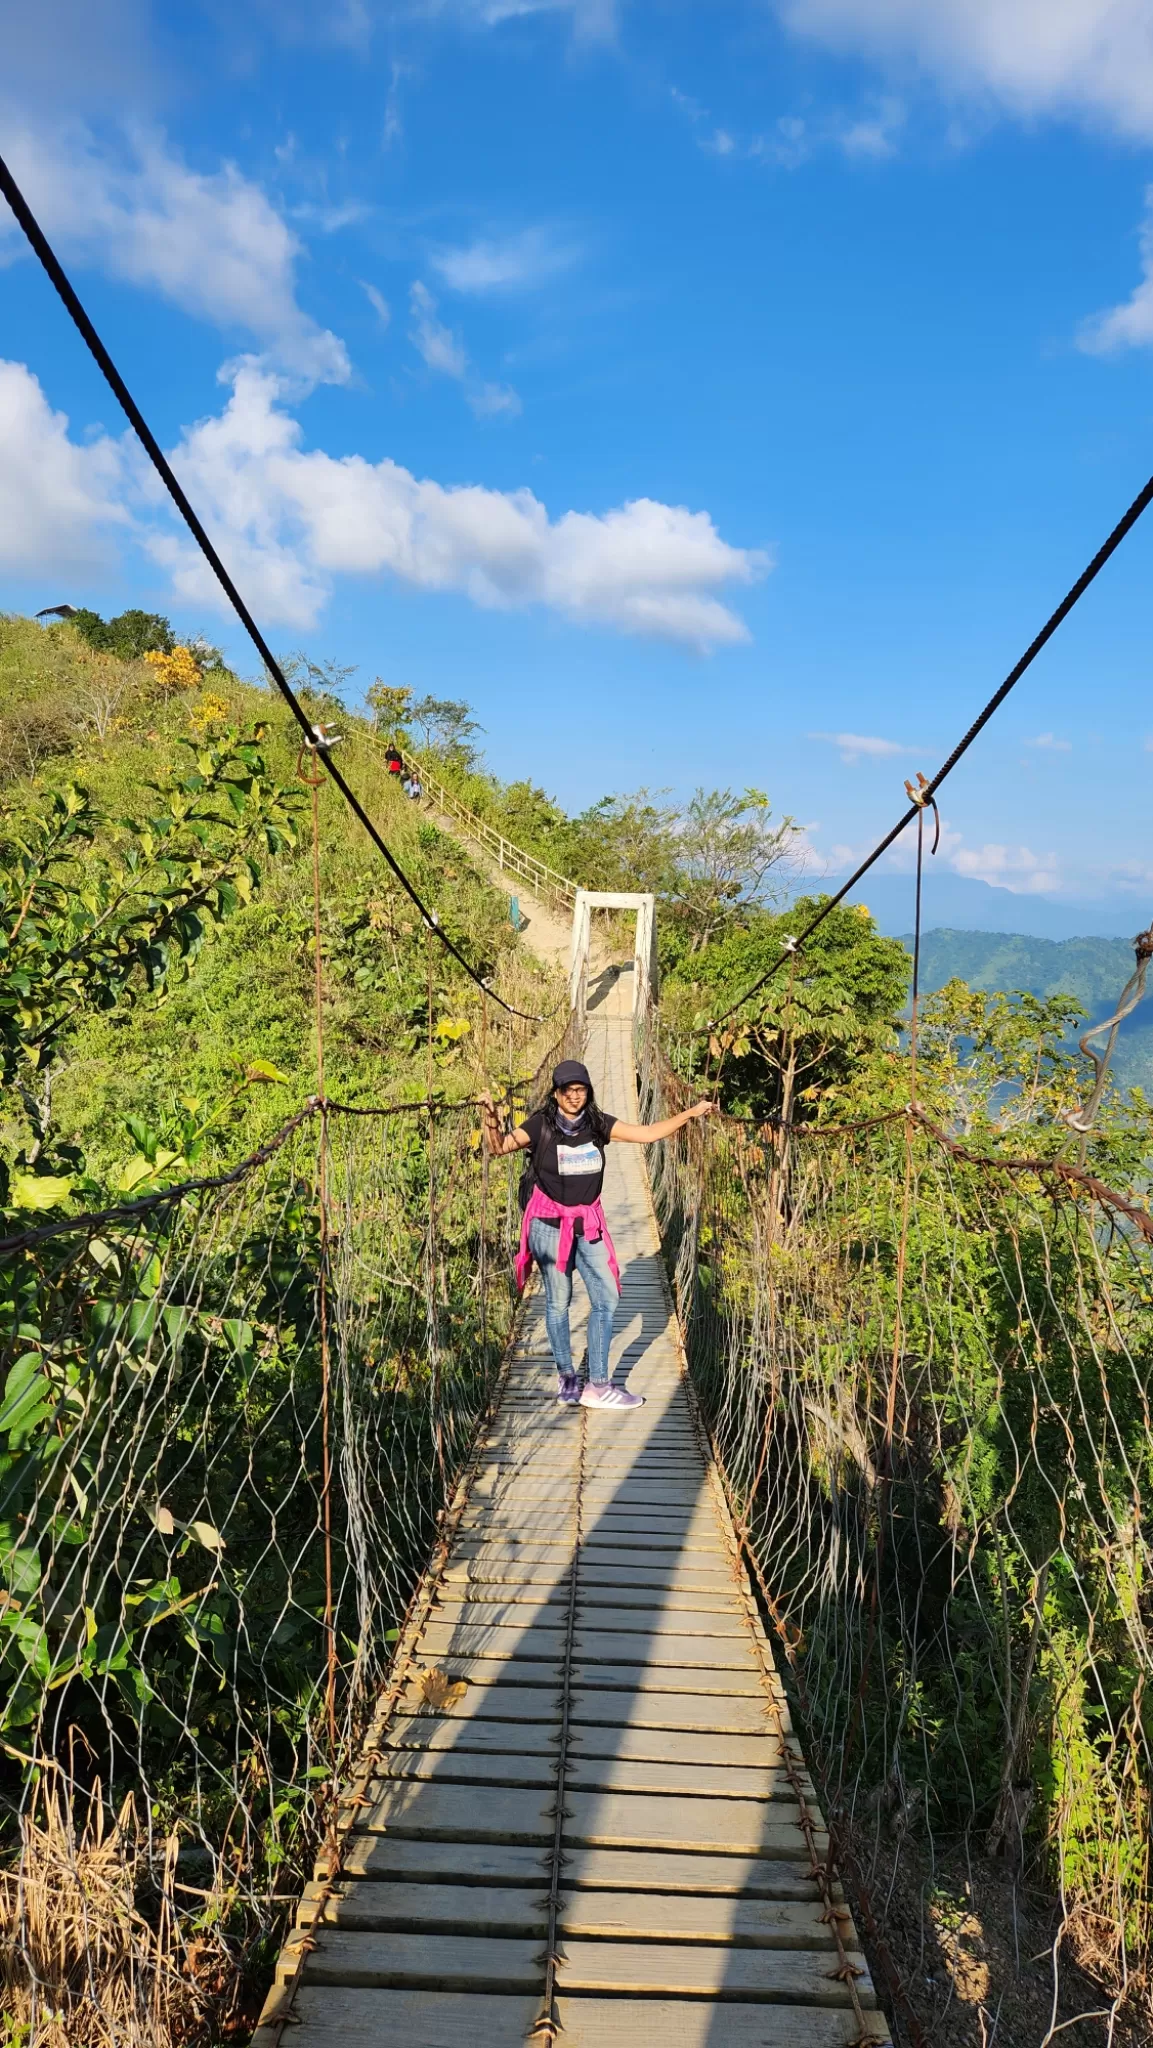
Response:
[404,756,578,913]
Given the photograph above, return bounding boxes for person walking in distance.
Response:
[481,1059,714,1409]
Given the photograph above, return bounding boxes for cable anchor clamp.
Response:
[903,771,941,854]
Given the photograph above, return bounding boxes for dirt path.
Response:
[424,804,609,980]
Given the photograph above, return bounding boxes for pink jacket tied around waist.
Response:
[515,1183,621,1295]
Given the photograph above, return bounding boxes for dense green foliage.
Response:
[69,608,178,661]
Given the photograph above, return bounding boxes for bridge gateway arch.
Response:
[568,889,658,1015]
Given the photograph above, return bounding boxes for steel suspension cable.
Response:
[0,149,545,1021]
[715,466,1153,1025]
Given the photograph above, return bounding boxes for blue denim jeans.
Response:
[528,1217,616,1384]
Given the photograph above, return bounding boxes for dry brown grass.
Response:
[0,1778,207,2048]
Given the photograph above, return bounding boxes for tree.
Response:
[409,695,484,765]
[68,609,177,660]
[663,896,911,1121]
[366,679,413,740]
[667,787,801,951]
[281,651,359,708]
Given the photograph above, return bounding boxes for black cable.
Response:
[0,149,543,1022]
[715,466,1153,1025]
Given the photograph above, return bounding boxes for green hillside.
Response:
[901,926,1153,1091]
[0,614,561,1198]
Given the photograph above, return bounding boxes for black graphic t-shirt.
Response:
[519,1107,617,1214]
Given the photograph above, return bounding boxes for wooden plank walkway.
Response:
[256,977,892,2048]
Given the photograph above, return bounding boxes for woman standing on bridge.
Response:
[481,1060,714,1410]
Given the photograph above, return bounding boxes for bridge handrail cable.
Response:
[404,753,579,913]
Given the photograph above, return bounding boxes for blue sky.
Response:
[2,0,1153,929]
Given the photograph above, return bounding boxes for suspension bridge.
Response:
[4,159,1153,2048]
[254,923,888,2048]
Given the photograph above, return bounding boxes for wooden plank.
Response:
[569,1724,785,1768]
[340,1836,552,1885]
[396,1674,561,1719]
[372,1750,556,1790]
[557,1890,838,1943]
[253,1987,542,2048]
[367,1752,808,1804]
[557,1844,824,1899]
[386,1716,560,1756]
[289,1930,870,2007]
[564,1757,811,1802]
[418,1622,566,1661]
[300,1879,548,1935]
[561,1790,818,1857]
[572,1602,748,1635]
[570,1631,761,1670]
[557,1939,873,2006]
[410,1655,566,1688]
[433,1587,567,1611]
[356,1779,553,1841]
[294,1930,542,1991]
[430,1599,748,1636]
[302,1880,840,1950]
[554,2001,893,2047]
[576,1587,744,1615]
[579,1561,736,1588]
[568,1661,768,1695]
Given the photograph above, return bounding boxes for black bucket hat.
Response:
[552,1060,592,1091]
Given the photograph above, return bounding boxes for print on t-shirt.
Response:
[557,1141,602,1177]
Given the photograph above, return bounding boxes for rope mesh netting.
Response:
[0,1008,581,2045]
[636,1001,1153,2043]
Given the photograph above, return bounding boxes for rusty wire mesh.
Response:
[0,1003,582,2045]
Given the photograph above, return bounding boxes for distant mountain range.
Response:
[807,871,1150,942]
[890,927,1152,1096]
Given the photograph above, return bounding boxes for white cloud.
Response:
[0,121,349,384]
[441,0,616,30]
[289,201,370,232]
[361,282,392,328]
[0,359,762,648]
[0,360,127,576]
[949,840,1062,894]
[1027,731,1073,751]
[471,381,523,419]
[1079,186,1153,352]
[819,819,1065,894]
[149,364,760,642]
[676,85,903,168]
[408,280,470,379]
[810,731,921,763]
[838,100,904,156]
[383,61,409,148]
[408,280,522,419]
[430,227,579,294]
[776,0,1153,141]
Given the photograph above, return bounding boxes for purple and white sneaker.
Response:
[556,1373,582,1404]
[580,1382,644,1410]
